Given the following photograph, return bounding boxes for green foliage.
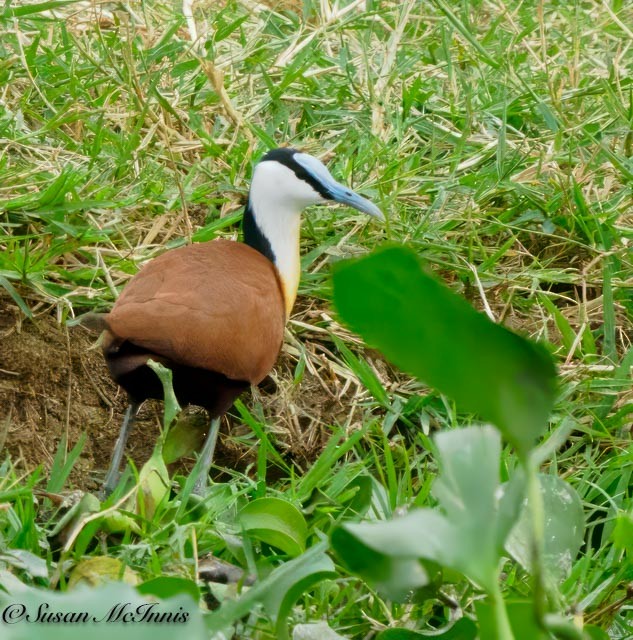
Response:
[0,0,631,638]
[238,497,308,557]
[206,541,336,640]
[475,601,548,640]
[136,446,170,521]
[332,247,589,637]
[162,416,206,464]
[0,276,33,318]
[613,513,633,558]
[333,427,522,597]
[333,246,557,455]
[46,433,86,493]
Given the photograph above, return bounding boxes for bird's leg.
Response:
[191,416,221,495]
[102,401,141,497]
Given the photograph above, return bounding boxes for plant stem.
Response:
[491,580,515,640]
[525,452,547,625]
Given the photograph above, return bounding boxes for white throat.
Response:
[249,162,323,316]
[251,199,301,316]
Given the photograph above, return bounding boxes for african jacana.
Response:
[91,148,383,495]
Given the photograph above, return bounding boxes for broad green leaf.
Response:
[476,600,548,640]
[162,414,207,464]
[332,246,557,454]
[331,521,433,601]
[377,617,477,638]
[506,474,584,584]
[339,475,373,517]
[136,446,170,520]
[496,468,527,549]
[238,497,308,557]
[102,509,141,535]
[207,541,336,640]
[0,569,30,595]
[332,427,525,595]
[0,580,206,639]
[259,544,335,635]
[432,426,517,591]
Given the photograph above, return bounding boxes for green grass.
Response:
[1,0,632,638]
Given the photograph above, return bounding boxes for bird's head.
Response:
[249,147,384,220]
[244,147,383,316]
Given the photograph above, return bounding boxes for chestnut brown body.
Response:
[101,239,285,415]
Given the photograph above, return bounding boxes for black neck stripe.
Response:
[242,200,275,263]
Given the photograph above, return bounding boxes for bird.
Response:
[85,147,383,496]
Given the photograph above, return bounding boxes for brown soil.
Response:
[0,297,160,491]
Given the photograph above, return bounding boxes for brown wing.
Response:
[104,239,285,385]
